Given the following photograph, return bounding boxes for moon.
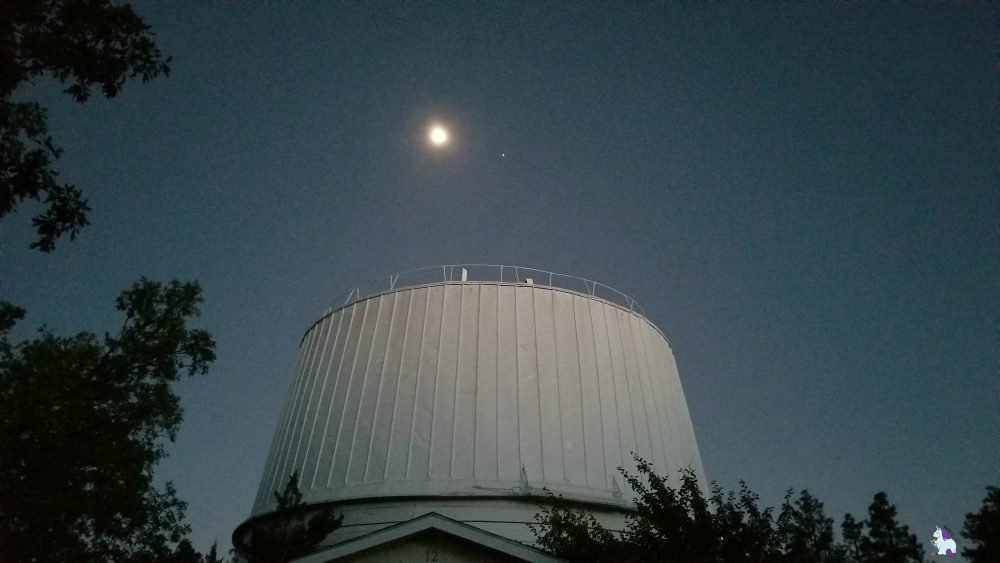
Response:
[429,126,448,146]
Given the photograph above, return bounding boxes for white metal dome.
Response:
[242,265,706,546]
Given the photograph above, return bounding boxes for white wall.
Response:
[251,282,706,538]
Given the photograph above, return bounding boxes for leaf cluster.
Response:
[839,492,922,563]
[233,472,343,563]
[1,0,171,251]
[531,495,627,562]
[0,279,215,562]
[533,455,926,563]
[617,457,781,562]
[777,489,837,562]
[0,3,222,561]
[961,486,1000,562]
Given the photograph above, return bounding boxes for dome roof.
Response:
[245,266,705,545]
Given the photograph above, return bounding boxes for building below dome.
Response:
[234,265,706,561]
[292,512,563,563]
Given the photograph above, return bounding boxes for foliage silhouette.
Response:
[777,489,840,562]
[534,455,929,563]
[0,279,215,562]
[840,513,864,562]
[534,455,784,563]
[531,494,627,562]
[845,492,923,563]
[0,0,170,251]
[961,485,1000,562]
[233,472,343,563]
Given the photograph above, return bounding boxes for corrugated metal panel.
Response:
[252,282,705,516]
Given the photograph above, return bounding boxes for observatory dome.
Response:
[237,265,706,558]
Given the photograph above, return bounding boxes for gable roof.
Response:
[291,512,565,563]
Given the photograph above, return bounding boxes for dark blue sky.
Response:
[4,2,997,557]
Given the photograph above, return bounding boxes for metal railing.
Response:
[325,264,645,317]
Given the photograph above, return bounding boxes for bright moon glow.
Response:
[429,126,448,145]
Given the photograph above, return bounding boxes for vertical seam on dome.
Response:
[531,287,545,482]
[513,285,522,479]
[384,289,413,480]
[300,312,335,483]
[259,331,312,505]
[572,295,589,487]
[586,299,607,490]
[449,285,464,477]
[405,288,431,479]
[628,315,657,468]
[615,309,642,464]
[326,301,369,487]
[467,284,482,479]
[316,304,354,489]
[285,317,327,492]
[260,324,313,507]
[299,315,333,478]
[286,319,323,483]
[652,326,675,473]
[601,304,625,471]
[346,294,385,484]
[472,285,480,480]
[306,310,344,488]
[494,283,500,481]
[637,321,667,472]
[471,284,481,479]
[364,291,398,481]
[629,317,667,471]
[624,314,650,460]
[427,286,447,479]
[313,310,346,487]
[551,288,565,481]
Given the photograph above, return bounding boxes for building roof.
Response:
[291,512,565,563]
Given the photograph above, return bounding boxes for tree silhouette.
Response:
[1,0,171,251]
[534,455,785,562]
[845,492,923,563]
[777,489,839,563]
[840,513,863,563]
[961,485,1000,562]
[0,279,215,562]
[531,495,626,562]
[534,458,936,563]
[234,472,342,563]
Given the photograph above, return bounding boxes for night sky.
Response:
[4,3,997,558]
